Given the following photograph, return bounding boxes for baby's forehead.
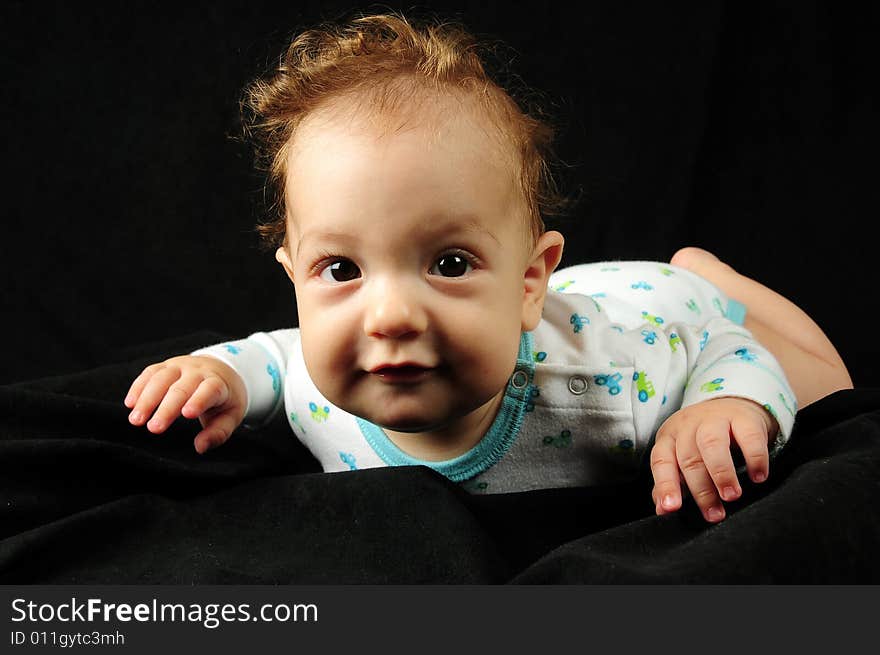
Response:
[281,87,533,248]
[289,88,517,163]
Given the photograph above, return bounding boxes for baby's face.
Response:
[276,103,559,434]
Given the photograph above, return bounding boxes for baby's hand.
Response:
[649,397,778,523]
[124,355,247,454]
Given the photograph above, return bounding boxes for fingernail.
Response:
[754,471,766,483]
[148,418,163,431]
[722,486,739,501]
[707,506,724,522]
[129,410,141,423]
[662,494,676,510]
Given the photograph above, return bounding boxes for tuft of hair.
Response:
[240,11,571,250]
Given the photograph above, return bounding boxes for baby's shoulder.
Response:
[532,290,620,363]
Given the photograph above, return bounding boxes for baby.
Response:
[124,13,852,523]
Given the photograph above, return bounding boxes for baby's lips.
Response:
[368,362,436,383]
[367,361,433,374]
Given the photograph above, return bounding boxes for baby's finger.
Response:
[128,366,182,427]
[193,410,239,454]
[124,364,162,408]
[145,375,203,433]
[695,418,741,502]
[676,437,725,523]
[649,433,683,514]
[181,377,230,419]
[731,414,770,484]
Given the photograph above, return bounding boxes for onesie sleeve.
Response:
[672,318,797,455]
[191,329,299,428]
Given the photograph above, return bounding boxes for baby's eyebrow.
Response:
[295,230,357,256]
[425,216,501,246]
[296,217,500,254]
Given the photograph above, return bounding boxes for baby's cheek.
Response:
[299,333,350,397]
[457,329,520,396]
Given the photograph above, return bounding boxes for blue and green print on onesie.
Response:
[633,371,655,402]
[594,372,623,395]
[309,402,330,422]
[339,451,357,470]
[631,280,653,291]
[609,438,636,458]
[463,479,489,492]
[266,363,281,397]
[543,430,572,448]
[779,392,796,417]
[701,378,725,393]
[223,344,241,355]
[570,313,590,333]
[641,311,664,327]
[289,412,307,434]
[735,347,757,362]
[524,385,540,412]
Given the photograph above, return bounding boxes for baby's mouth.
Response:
[368,363,435,384]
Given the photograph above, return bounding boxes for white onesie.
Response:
[193,262,797,494]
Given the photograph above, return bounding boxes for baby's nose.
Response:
[363,278,428,339]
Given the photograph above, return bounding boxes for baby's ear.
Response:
[275,246,296,284]
[521,230,565,331]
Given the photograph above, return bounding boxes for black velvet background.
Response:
[2,1,878,583]
[2,0,873,386]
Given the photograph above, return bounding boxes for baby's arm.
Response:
[125,330,298,453]
[647,317,796,522]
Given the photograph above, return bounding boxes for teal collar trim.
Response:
[356,332,535,482]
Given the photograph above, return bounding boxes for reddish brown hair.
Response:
[241,12,568,248]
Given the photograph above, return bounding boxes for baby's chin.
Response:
[359,410,450,433]
[372,419,444,433]
[320,378,500,434]
[340,399,460,434]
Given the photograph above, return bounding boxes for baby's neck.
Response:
[382,390,505,461]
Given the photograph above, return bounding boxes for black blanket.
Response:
[2,333,879,584]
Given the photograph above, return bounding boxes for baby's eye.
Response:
[319,259,361,283]
[430,253,473,278]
